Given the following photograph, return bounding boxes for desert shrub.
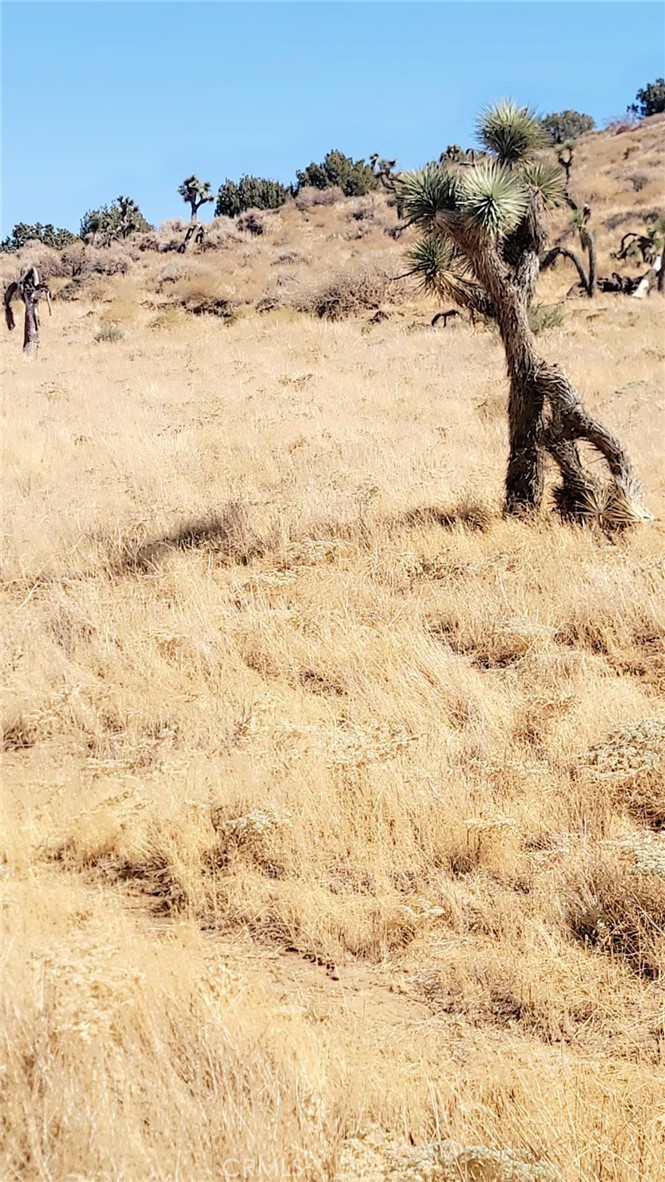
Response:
[153,259,198,291]
[83,246,132,276]
[200,220,242,251]
[565,856,665,979]
[6,243,63,280]
[604,115,639,135]
[296,150,378,197]
[80,196,152,245]
[215,176,290,218]
[236,211,265,236]
[540,110,595,144]
[135,230,165,252]
[293,262,396,320]
[346,196,382,223]
[166,272,240,321]
[528,303,564,334]
[0,222,79,253]
[628,78,665,118]
[294,185,344,211]
[627,174,649,192]
[95,323,124,343]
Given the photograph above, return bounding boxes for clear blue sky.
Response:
[2,1,663,234]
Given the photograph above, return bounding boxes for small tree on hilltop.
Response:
[0,223,79,253]
[80,196,152,245]
[397,100,650,527]
[628,78,665,118]
[296,150,378,197]
[178,175,214,222]
[540,110,595,144]
[215,176,290,219]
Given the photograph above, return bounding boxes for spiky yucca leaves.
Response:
[556,478,655,531]
[396,164,461,228]
[520,162,567,209]
[406,235,491,316]
[477,100,546,166]
[406,235,462,294]
[457,162,529,237]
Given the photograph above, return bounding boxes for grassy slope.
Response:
[2,117,665,1181]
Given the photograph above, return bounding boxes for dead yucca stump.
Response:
[579,718,665,829]
[4,266,52,355]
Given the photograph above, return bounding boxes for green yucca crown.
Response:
[477,100,546,165]
[458,162,529,236]
[395,164,461,228]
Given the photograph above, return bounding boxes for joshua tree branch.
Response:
[541,246,590,293]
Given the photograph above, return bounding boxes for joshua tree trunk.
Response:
[4,267,52,357]
[471,244,634,516]
[580,226,597,297]
[658,244,665,294]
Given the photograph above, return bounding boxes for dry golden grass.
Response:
[2,119,665,1182]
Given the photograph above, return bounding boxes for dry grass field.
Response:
[1,117,665,1181]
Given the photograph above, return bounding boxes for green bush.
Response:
[95,323,124,343]
[80,197,152,245]
[215,176,290,219]
[628,78,665,118]
[528,302,564,334]
[540,110,595,144]
[0,223,79,253]
[296,150,378,197]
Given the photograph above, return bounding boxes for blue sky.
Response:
[2,1,663,234]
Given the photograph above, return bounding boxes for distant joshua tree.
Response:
[540,144,597,298]
[397,100,650,527]
[369,154,399,190]
[178,176,215,222]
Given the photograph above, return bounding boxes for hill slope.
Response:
[2,117,665,1182]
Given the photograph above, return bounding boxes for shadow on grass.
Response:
[391,500,494,533]
[112,501,264,574]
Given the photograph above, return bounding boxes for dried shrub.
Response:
[7,243,63,281]
[293,262,398,320]
[578,718,665,828]
[199,220,242,251]
[236,212,265,237]
[565,856,665,979]
[294,186,344,211]
[85,246,132,276]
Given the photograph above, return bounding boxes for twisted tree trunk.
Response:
[472,244,634,516]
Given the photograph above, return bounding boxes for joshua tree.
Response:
[397,100,649,525]
[178,175,215,222]
[613,224,664,266]
[540,145,597,297]
[4,267,52,356]
[369,154,399,190]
